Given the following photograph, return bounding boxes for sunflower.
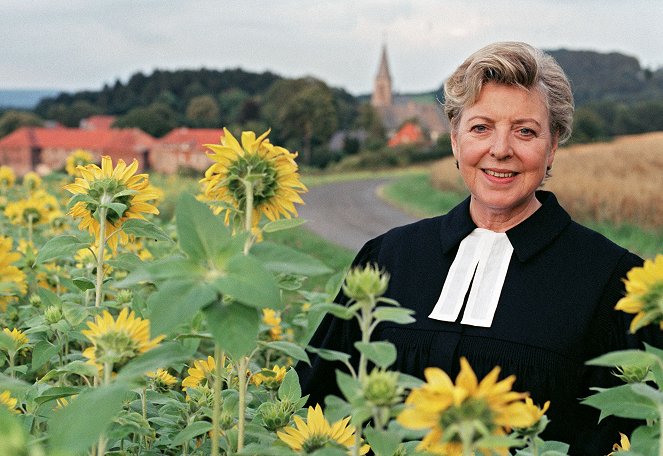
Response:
[1,328,29,352]
[81,308,164,372]
[63,156,159,252]
[4,191,60,227]
[397,357,535,456]
[609,433,631,455]
[182,355,217,390]
[147,368,178,391]
[22,171,42,192]
[200,128,307,231]
[252,364,287,390]
[615,254,663,333]
[262,308,283,340]
[277,404,369,454]
[0,236,27,312]
[0,390,19,414]
[0,165,15,190]
[65,149,95,176]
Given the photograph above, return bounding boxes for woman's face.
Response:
[451,82,558,227]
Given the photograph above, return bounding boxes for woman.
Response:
[298,42,653,455]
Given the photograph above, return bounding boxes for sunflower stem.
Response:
[96,361,113,456]
[658,405,663,456]
[236,356,249,452]
[242,179,254,255]
[211,345,223,456]
[94,203,109,308]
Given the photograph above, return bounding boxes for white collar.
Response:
[428,228,514,327]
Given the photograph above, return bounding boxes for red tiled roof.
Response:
[0,126,156,152]
[80,115,117,130]
[388,122,424,147]
[160,128,225,146]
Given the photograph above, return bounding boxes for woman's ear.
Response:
[451,129,459,160]
[547,132,559,168]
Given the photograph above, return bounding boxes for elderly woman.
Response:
[298,42,651,454]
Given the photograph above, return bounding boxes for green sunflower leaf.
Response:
[147,281,217,336]
[264,341,310,364]
[175,193,232,262]
[105,202,127,218]
[203,301,260,359]
[354,341,397,369]
[212,254,281,309]
[72,277,96,291]
[582,384,659,421]
[251,241,332,276]
[34,235,91,265]
[278,368,302,402]
[122,218,172,242]
[48,382,130,454]
[262,218,307,233]
[364,426,404,456]
[169,421,213,447]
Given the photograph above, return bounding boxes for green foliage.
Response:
[0,110,43,138]
[113,102,178,137]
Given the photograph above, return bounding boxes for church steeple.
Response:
[371,44,393,107]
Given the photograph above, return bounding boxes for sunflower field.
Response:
[1,129,663,456]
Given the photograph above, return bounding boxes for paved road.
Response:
[297,178,419,252]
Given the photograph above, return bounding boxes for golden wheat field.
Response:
[430,132,663,229]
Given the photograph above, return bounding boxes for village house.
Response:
[0,125,156,176]
[0,119,224,176]
[148,128,223,175]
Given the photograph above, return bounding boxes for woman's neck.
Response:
[469,195,542,232]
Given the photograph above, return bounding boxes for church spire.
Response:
[371,44,393,107]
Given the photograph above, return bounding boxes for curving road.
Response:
[297,179,419,252]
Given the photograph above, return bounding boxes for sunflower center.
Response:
[86,178,133,223]
[226,153,278,210]
[93,330,140,367]
[23,206,42,224]
[439,397,496,439]
[301,433,331,453]
[642,281,663,315]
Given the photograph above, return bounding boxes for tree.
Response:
[262,78,338,164]
[570,107,607,143]
[185,95,220,128]
[113,102,178,137]
[355,103,385,140]
[0,110,43,138]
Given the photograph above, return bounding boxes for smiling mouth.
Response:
[483,169,517,178]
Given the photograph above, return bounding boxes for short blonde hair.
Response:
[444,42,574,144]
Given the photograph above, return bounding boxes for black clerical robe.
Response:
[298,191,653,455]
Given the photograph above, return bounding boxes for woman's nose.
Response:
[489,130,513,159]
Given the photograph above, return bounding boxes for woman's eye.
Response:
[518,128,536,136]
[470,125,487,133]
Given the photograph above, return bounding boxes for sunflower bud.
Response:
[219,411,236,430]
[260,399,296,431]
[363,369,402,406]
[613,364,652,384]
[342,264,389,303]
[44,306,63,325]
[115,289,133,304]
[28,294,42,307]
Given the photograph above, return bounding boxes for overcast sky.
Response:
[3,0,662,95]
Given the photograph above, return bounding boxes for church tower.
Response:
[371,44,393,108]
